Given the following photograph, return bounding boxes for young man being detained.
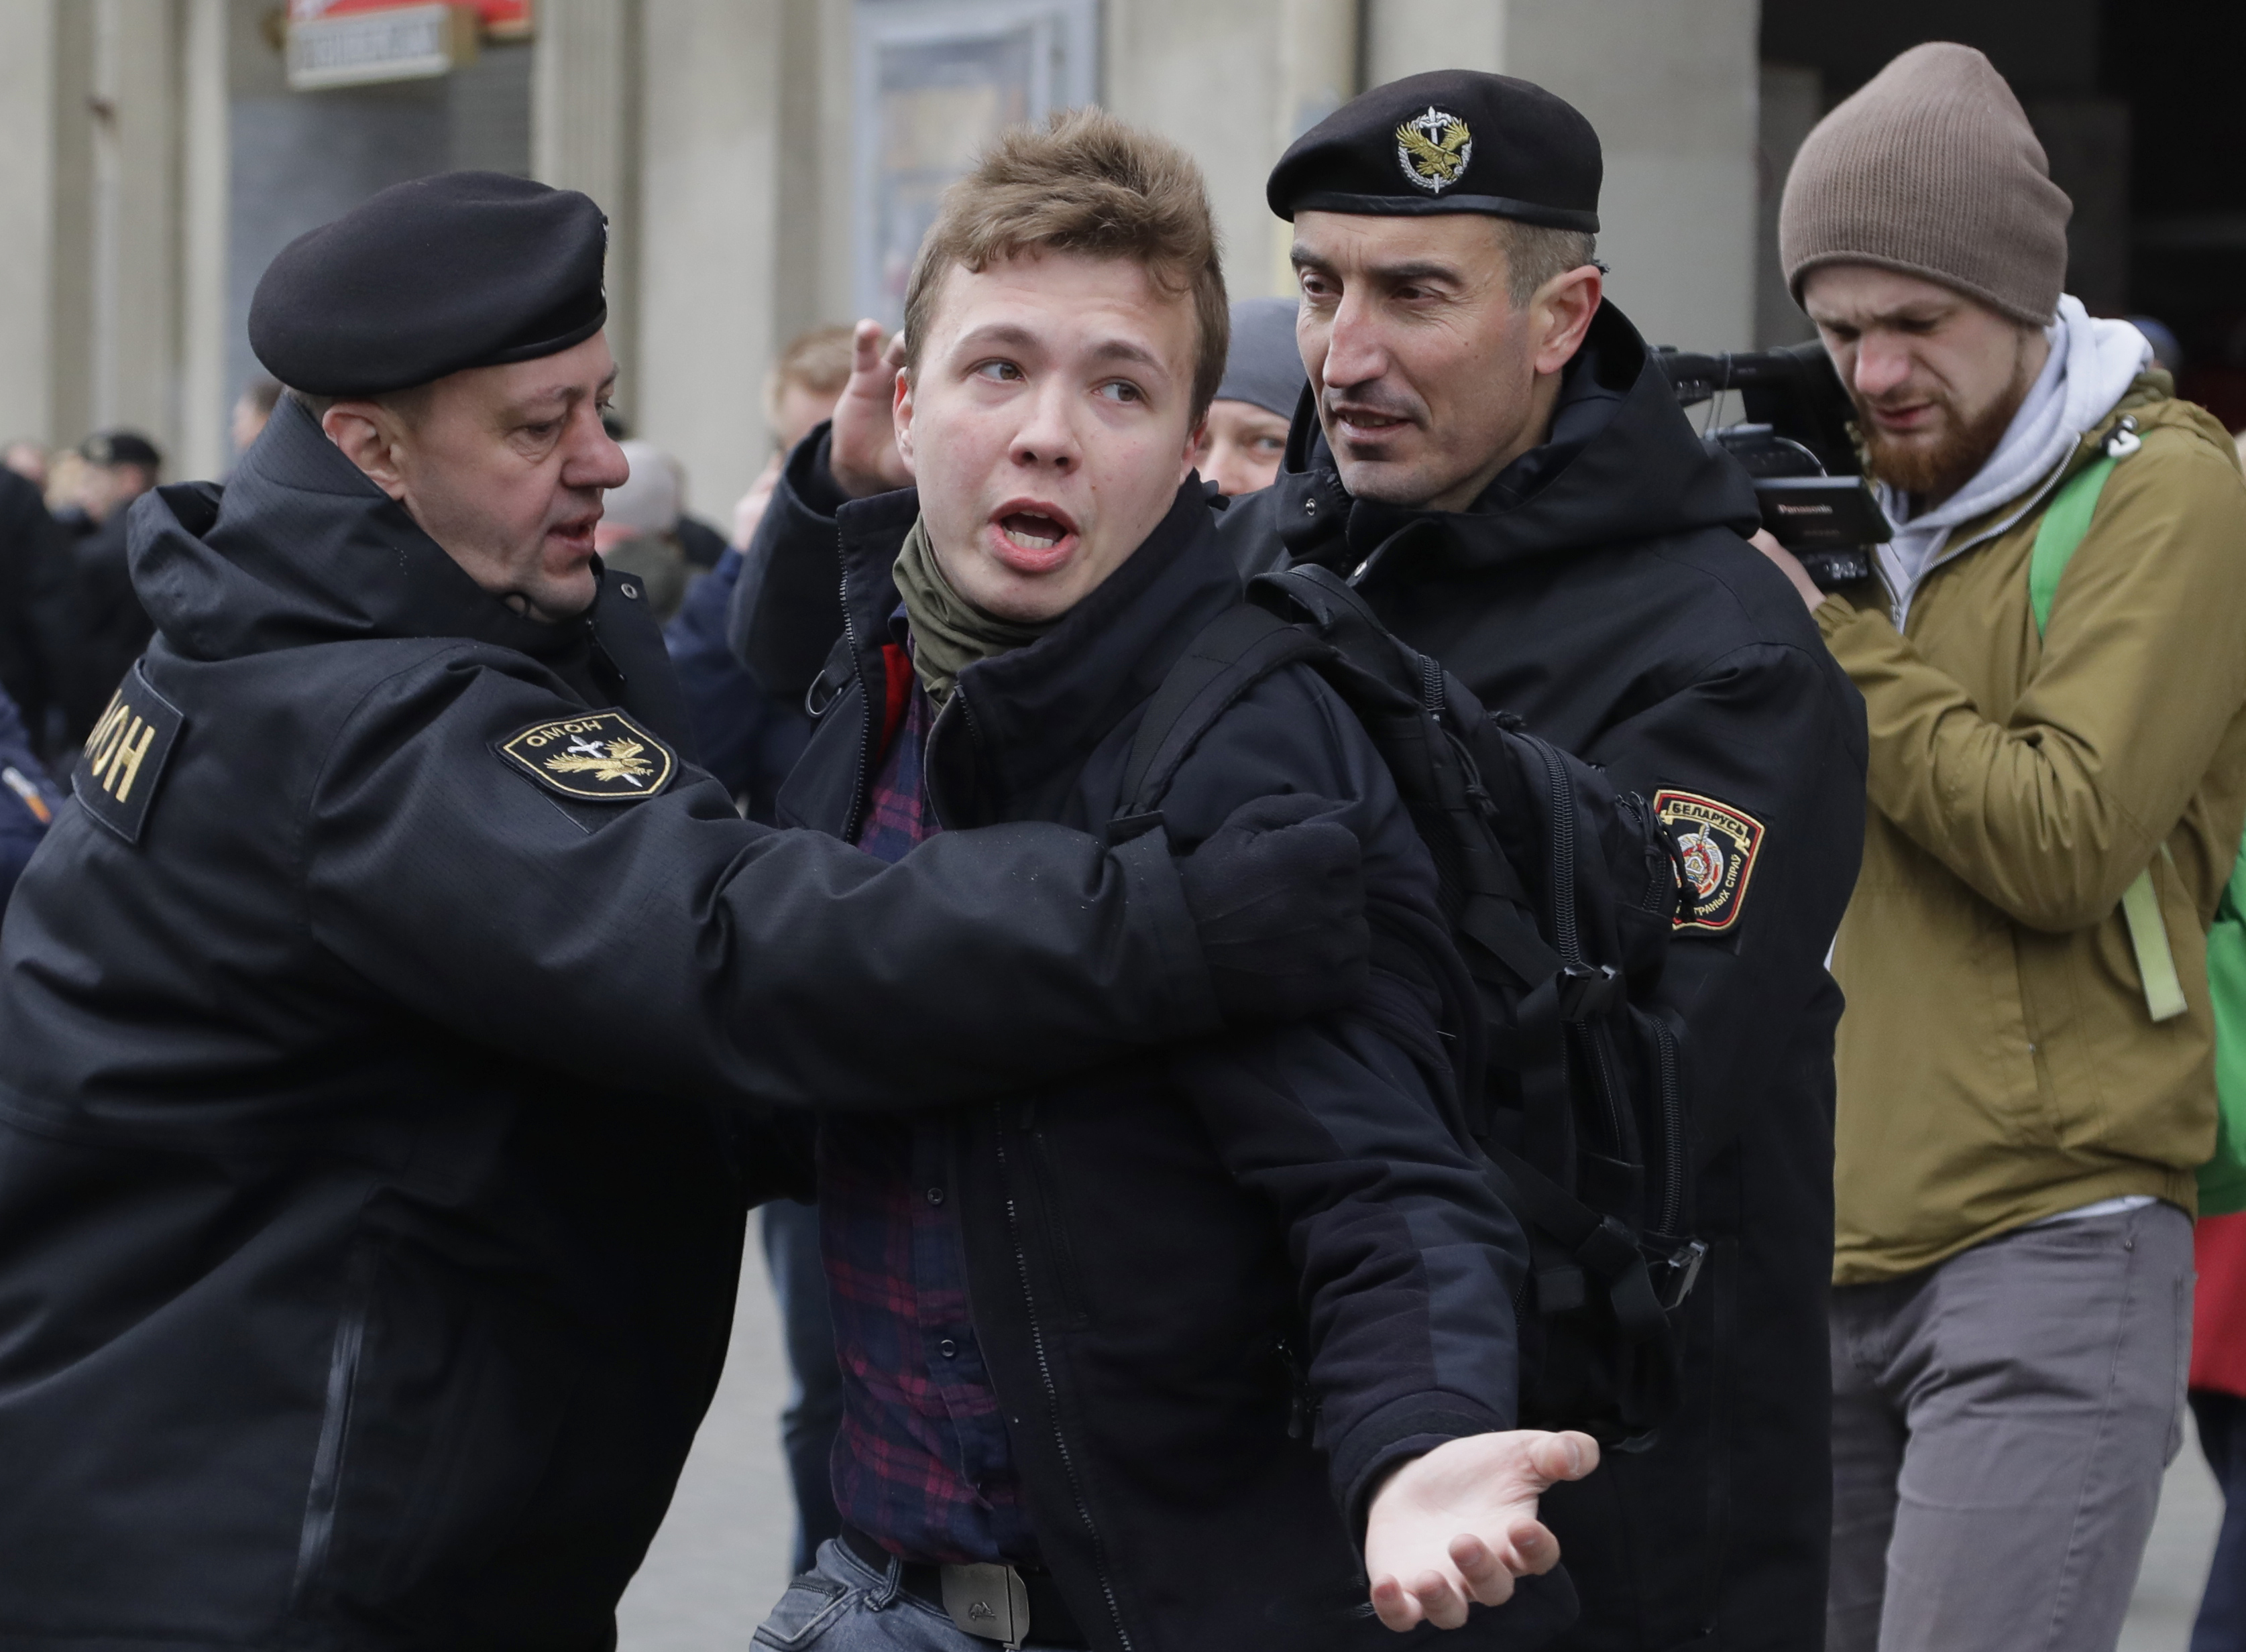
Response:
[750,111,1596,1652]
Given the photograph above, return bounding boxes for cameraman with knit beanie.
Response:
[1760,42,2246,1652]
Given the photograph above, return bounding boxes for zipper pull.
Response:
[2103,415,2141,459]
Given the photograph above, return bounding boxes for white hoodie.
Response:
[1876,296,2153,628]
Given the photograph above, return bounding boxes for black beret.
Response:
[80,430,162,471]
[1268,70,1601,232]
[249,171,608,397]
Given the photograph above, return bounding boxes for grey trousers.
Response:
[752,1538,1079,1652]
[1829,1202,2194,1652]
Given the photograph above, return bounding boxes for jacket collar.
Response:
[1270,300,1761,582]
[835,479,1243,823]
[130,395,612,694]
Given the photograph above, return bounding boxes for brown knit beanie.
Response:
[1779,42,2070,327]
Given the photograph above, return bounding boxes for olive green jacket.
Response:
[1817,377,2246,1285]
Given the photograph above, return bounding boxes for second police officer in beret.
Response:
[1249,72,1868,1651]
[740,71,1869,1652]
[0,172,1375,1647]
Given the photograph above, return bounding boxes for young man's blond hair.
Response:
[902,107,1232,422]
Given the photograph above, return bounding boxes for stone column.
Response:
[635,0,785,521]
[1104,0,1289,298]
[1363,0,1504,82]
[1265,0,1359,294]
[1362,0,1760,354]
[531,0,642,408]
[180,0,230,481]
[86,0,185,454]
[0,0,61,445]
[1509,0,1760,353]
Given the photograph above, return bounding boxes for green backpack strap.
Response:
[2027,449,2188,1023]
[2028,454,2117,637]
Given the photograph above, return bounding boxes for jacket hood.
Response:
[1272,300,1760,575]
[835,479,1242,820]
[128,394,599,673]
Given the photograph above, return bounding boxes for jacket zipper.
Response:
[1650,1017,1685,1236]
[836,555,875,841]
[993,1114,1134,1651]
[291,1246,375,1610]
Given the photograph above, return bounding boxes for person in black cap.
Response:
[57,428,164,744]
[775,72,1868,1652]
[1194,295,1309,496]
[0,169,1374,1649]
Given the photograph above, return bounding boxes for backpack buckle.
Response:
[1646,1238,1708,1311]
[1556,963,1623,1019]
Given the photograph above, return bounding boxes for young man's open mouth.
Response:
[987,499,1081,573]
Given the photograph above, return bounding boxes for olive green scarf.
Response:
[891,516,1054,705]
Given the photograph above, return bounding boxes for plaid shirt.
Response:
[818,635,1039,1566]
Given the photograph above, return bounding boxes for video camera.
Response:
[1654,342,1890,590]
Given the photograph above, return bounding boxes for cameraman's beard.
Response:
[1854,351,2036,506]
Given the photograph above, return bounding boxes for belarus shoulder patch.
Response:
[1654,789,1766,935]
[497,709,676,803]
[73,666,185,845]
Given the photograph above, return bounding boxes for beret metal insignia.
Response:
[1396,106,1473,194]
[1654,789,1765,935]
[498,710,675,803]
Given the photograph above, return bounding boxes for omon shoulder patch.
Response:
[73,666,184,845]
[497,709,675,803]
[1654,788,1766,935]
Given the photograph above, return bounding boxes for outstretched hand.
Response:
[1365,1429,1599,1632]
[829,318,913,499]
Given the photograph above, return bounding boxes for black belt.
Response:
[841,1525,1088,1648]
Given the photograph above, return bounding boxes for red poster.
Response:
[289,0,531,35]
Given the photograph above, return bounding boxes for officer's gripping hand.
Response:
[1176,793,1370,1024]
[829,318,914,499]
[1365,1429,1599,1632]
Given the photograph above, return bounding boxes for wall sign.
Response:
[286,1,532,92]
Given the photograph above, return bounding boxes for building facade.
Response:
[0,0,1786,517]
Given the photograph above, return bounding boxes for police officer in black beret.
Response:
[0,170,1371,1647]
[1255,73,1865,1652]
[766,74,1868,1652]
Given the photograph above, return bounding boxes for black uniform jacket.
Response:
[1219,304,1868,1651]
[0,467,73,754]
[730,302,1868,1651]
[62,504,156,745]
[0,400,1230,1651]
[771,481,1558,1652]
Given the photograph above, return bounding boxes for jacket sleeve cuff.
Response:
[1331,1391,1513,1540]
[793,425,851,518]
[1815,589,1887,644]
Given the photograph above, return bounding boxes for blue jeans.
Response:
[2193,1389,2246,1652]
[763,1198,844,1575]
[751,1537,1078,1651]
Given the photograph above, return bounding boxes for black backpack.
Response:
[1117,564,1706,1448]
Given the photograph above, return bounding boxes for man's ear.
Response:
[321,404,410,501]
[1530,265,1604,377]
[893,369,918,478]
[1182,414,1209,480]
